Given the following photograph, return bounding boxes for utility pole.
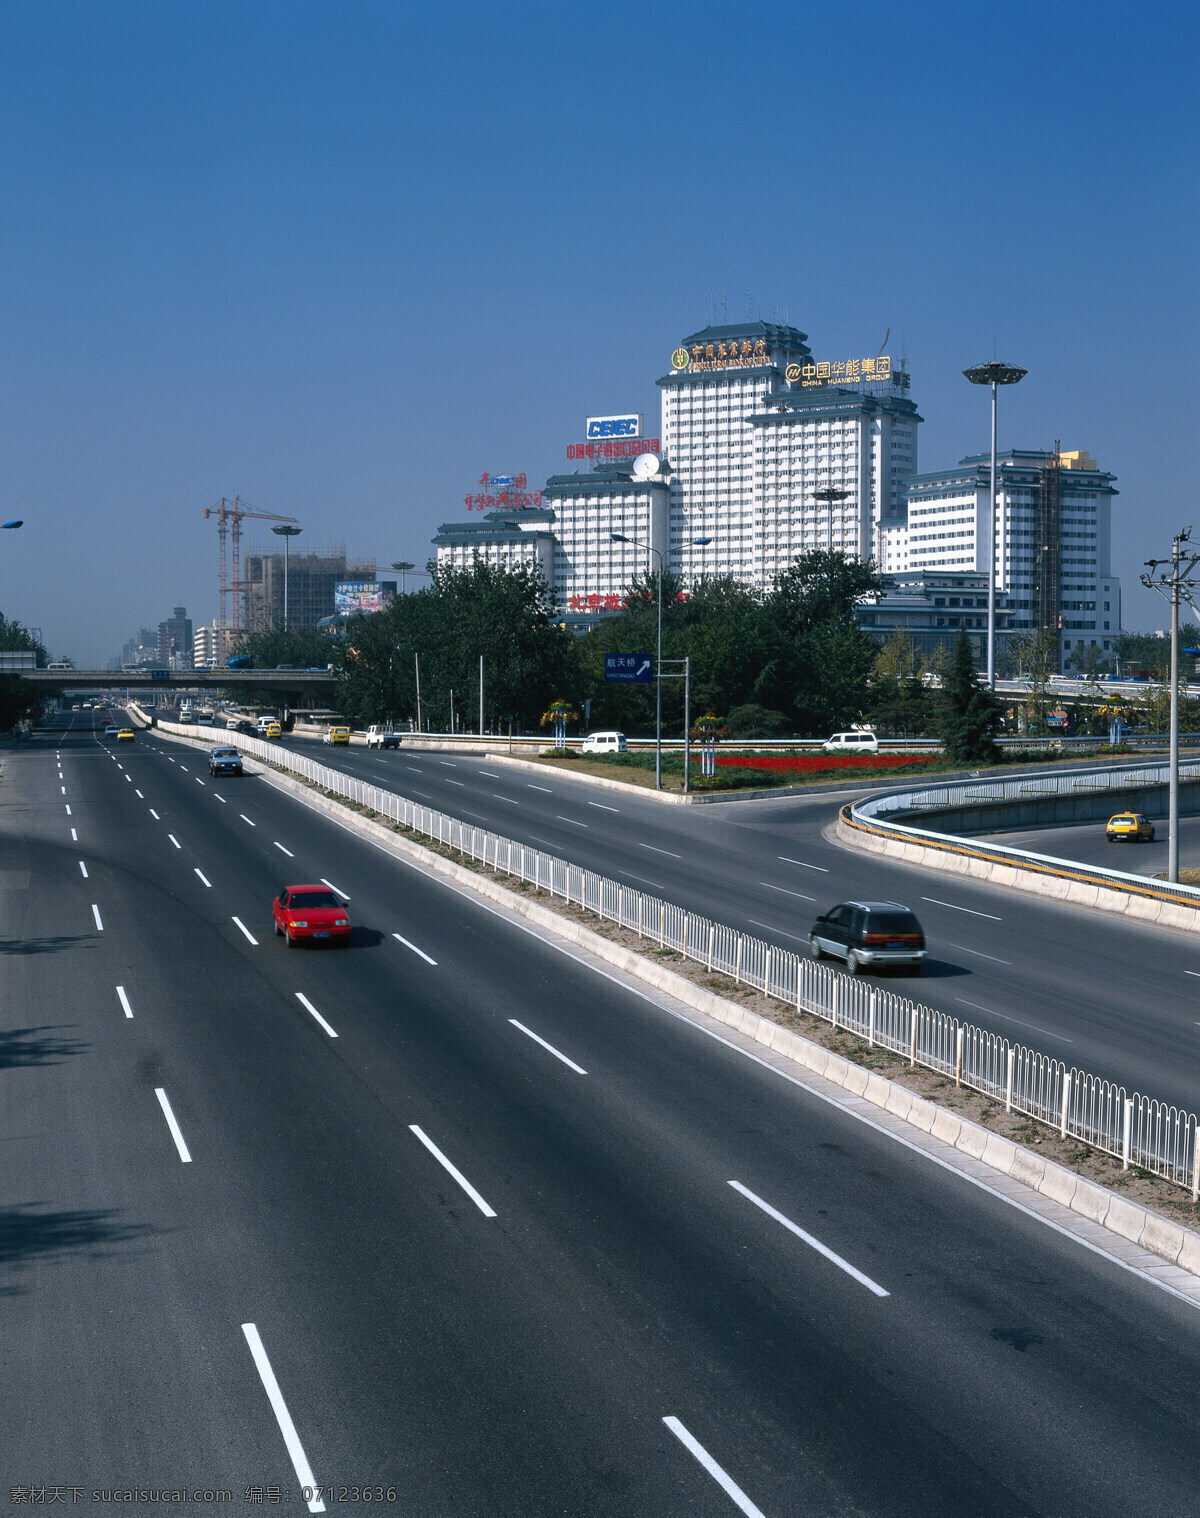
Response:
[1142,530,1200,883]
[414,652,422,733]
[479,655,484,736]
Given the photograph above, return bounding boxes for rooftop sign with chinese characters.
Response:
[671,338,768,373]
[786,356,905,389]
[464,472,543,512]
[566,436,660,461]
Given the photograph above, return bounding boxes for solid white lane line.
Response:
[954,997,1074,1044]
[921,896,1002,921]
[638,842,681,858]
[213,793,226,803]
[779,855,829,871]
[729,1180,889,1297]
[168,834,181,849]
[240,814,256,826]
[320,878,349,900]
[748,919,810,944]
[194,869,212,888]
[241,1324,325,1515]
[91,904,103,931]
[149,808,160,820]
[274,841,295,857]
[556,815,589,827]
[295,992,338,1038]
[155,1088,192,1162]
[408,1125,496,1216]
[64,804,71,815]
[588,801,620,812]
[116,986,134,1019]
[526,783,553,792]
[135,788,143,798]
[70,828,77,841]
[78,861,88,878]
[662,1417,766,1518]
[478,770,500,777]
[509,1019,587,1074]
[758,880,816,902]
[392,932,437,965]
[945,941,1013,965]
[232,916,258,945]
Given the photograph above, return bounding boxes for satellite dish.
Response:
[632,454,659,480]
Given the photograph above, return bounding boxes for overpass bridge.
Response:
[28,668,338,694]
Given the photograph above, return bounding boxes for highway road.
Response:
[7,710,1200,1514]
[245,730,1200,1119]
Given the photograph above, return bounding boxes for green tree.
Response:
[867,630,935,737]
[939,628,1003,764]
[0,612,47,731]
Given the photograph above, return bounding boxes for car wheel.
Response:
[846,949,862,976]
[286,928,297,947]
[809,935,823,960]
[274,920,282,936]
[1149,830,1156,841]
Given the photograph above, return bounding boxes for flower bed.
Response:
[714,752,945,774]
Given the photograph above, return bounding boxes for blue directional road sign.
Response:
[605,653,654,684]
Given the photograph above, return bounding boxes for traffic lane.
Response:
[69,736,1200,1515]
[252,731,1200,1111]
[973,812,1200,876]
[0,747,319,1495]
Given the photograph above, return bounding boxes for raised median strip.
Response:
[132,708,1200,1293]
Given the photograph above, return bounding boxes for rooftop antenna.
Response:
[721,290,727,321]
[878,327,890,355]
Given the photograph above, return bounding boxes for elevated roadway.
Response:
[6,710,1200,1511]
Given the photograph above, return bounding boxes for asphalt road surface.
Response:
[246,731,1200,1118]
[5,711,1200,1514]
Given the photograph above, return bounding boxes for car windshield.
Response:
[288,891,341,909]
[212,749,238,758]
[867,911,921,934]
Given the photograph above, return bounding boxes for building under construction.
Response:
[241,544,377,634]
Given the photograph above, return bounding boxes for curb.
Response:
[835,813,1200,935]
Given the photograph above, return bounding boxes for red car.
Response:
[272,884,351,947]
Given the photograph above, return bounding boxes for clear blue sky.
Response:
[0,0,1194,663]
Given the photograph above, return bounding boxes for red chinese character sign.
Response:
[566,437,662,461]
[464,472,542,511]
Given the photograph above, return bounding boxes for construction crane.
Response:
[203,496,299,643]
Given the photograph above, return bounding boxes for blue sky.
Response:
[0,0,1194,662]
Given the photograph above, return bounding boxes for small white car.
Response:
[822,730,879,755]
[581,730,628,754]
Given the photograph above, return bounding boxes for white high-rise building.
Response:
[658,323,920,588]
[900,448,1121,665]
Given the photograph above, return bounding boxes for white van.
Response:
[822,730,879,755]
[581,730,628,754]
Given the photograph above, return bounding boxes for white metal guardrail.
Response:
[145,713,1200,1196]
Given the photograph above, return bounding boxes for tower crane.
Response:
[203,496,299,643]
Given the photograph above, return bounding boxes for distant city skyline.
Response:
[0,0,1192,664]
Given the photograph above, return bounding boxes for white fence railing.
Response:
[149,715,1200,1196]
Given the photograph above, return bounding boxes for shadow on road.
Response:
[0,935,95,957]
[0,1026,89,1068]
[912,957,971,980]
[0,1204,156,1292]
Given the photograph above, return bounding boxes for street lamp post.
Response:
[963,361,1027,688]
[612,533,710,789]
[272,524,303,632]
[1142,530,1200,884]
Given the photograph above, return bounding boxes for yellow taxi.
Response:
[117,728,135,742]
[323,726,350,745]
[1106,811,1155,843]
[264,721,282,740]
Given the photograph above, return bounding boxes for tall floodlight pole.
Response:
[1142,531,1200,883]
[963,362,1027,688]
[613,533,710,789]
[272,524,302,632]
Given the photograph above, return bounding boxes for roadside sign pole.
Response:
[1142,530,1200,884]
